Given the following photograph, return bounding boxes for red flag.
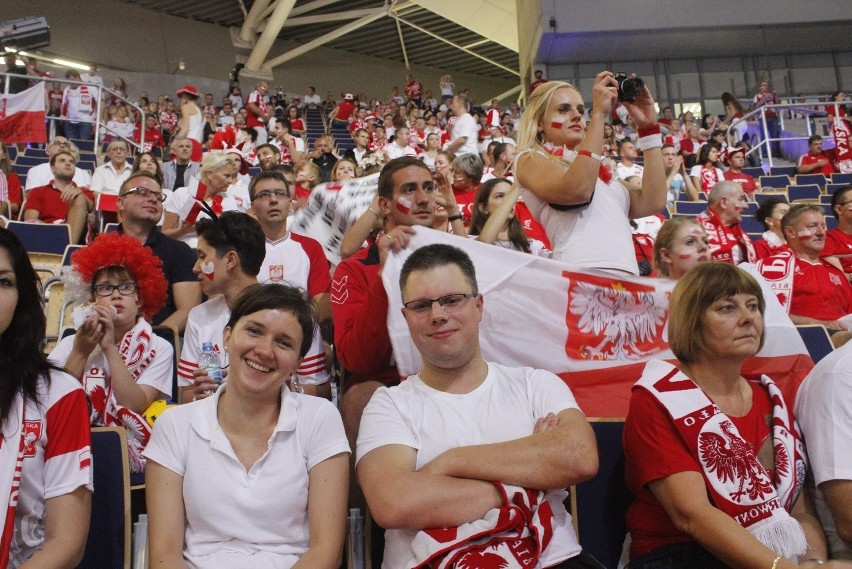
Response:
[0,83,46,144]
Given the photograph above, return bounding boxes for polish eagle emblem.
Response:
[567,280,667,360]
[456,550,510,569]
[699,420,773,502]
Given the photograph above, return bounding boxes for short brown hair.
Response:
[781,203,823,236]
[668,263,765,363]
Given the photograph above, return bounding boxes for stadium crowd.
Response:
[3,56,852,568]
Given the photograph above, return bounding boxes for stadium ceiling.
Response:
[115,0,520,80]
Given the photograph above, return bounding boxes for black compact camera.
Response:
[614,73,644,103]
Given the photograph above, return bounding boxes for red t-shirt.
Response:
[724,170,757,193]
[797,152,836,177]
[624,384,773,559]
[26,182,94,223]
[6,171,22,207]
[453,188,477,228]
[790,257,852,321]
[289,118,305,133]
[530,79,548,92]
[753,238,789,261]
[246,90,267,128]
[334,101,356,122]
[822,228,852,272]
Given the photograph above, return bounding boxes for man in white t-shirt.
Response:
[303,86,322,108]
[616,140,644,179]
[384,126,417,160]
[446,94,479,157]
[794,342,852,558]
[90,139,133,195]
[357,243,601,569]
[178,211,328,403]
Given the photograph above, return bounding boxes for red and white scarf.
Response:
[0,396,24,567]
[536,141,613,184]
[180,181,224,225]
[697,208,756,265]
[698,164,722,192]
[756,251,796,313]
[636,360,807,560]
[410,483,554,569]
[82,319,156,473]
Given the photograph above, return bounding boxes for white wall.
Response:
[2,0,518,104]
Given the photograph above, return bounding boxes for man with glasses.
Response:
[25,137,92,191]
[697,180,756,264]
[162,137,200,191]
[116,172,200,332]
[91,139,133,195]
[357,243,601,569]
[253,171,330,322]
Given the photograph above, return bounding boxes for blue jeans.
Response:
[65,121,93,142]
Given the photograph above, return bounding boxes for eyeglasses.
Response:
[403,293,476,313]
[93,282,137,297]
[252,189,290,201]
[837,200,852,208]
[121,186,166,202]
[49,140,70,147]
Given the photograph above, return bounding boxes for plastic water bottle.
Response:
[200,342,223,394]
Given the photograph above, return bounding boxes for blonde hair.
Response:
[653,218,704,277]
[200,150,231,175]
[516,81,580,153]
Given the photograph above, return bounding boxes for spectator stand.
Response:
[304,105,325,152]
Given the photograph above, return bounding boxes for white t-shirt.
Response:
[179,295,328,388]
[519,171,639,274]
[143,386,349,569]
[25,163,92,191]
[385,142,417,160]
[90,161,133,195]
[163,179,250,248]
[6,370,93,567]
[50,332,173,402]
[616,162,644,180]
[794,345,852,558]
[356,362,583,569]
[451,112,480,157]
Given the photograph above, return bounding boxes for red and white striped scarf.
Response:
[0,396,24,567]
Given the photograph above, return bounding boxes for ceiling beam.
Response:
[396,16,519,76]
[244,0,298,73]
[261,7,389,70]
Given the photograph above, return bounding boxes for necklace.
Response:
[681,363,748,417]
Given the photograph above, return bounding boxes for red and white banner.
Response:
[0,83,47,144]
[832,116,852,174]
[382,228,812,417]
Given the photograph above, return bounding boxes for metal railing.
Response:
[727,101,846,170]
[2,72,145,157]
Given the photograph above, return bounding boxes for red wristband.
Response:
[577,149,604,162]
[637,124,661,137]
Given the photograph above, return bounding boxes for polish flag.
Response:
[382,227,813,418]
[0,83,47,144]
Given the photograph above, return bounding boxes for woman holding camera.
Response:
[515,72,666,275]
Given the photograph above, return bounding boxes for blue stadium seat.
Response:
[742,167,765,178]
[753,192,788,206]
[6,221,71,255]
[72,138,95,152]
[674,201,706,215]
[740,216,764,235]
[831,173,852,185]
[827,216,838,230]
[827,183,849,196]
[788,184,821,202]
[758,175,790,190]
[795,173,826,189]
[770,166,796,178]
[796,325,834,363]
[13,155,46,167]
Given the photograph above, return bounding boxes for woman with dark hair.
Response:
[0,228,92,567]
[689,142,725,194]
[49,232,172,472]
[287,106,306,137]
[469,178,549,257]
[131,150,164,187]
[624,262,837,569]
[145,283,349,569]
[826,91,847,119]
[721,92,747,144]
[753,197,790,260]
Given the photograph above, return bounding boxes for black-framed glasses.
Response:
[93,282,137,297]
[403,293,475,313]
[837,199,852,208]
[49,140,70,147]
[252,189,290,201]
[121,186,166,202]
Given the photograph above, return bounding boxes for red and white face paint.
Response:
[550,117,566,130]
[201,260,215,280]
[796,228,814,241]
[667,224,710,279]
[396,196,412,215]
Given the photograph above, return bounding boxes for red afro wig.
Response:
[71,232,169,321]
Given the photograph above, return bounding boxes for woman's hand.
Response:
[591,71,619,118]
[622,80,659,128]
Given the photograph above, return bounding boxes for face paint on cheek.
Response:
[396,196,412,215]
[550,117,566,130]
[201,261,215,280]
[797,229,814,240]
[678,253,694,259]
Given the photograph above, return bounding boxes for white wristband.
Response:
[637,134,663,152]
